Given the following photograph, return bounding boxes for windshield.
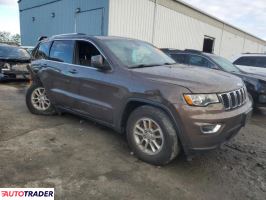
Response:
[209,54,240,73]
[102,39,175,68]
[0,45,31,59]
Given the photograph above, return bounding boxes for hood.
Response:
[233,71,266,82]
[0,57,31,62]
[131,64,244,93]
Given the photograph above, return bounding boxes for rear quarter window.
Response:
[233,56,256,67]
[255,57,266,68]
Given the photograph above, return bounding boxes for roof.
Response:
[174,0,266,44]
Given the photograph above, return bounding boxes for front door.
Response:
[70,40,119,124]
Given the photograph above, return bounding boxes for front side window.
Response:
[76,41,106,67]
[102,39,175,68]
[49,40,74,64]
[188,55,211,68]
[35,42,50,60]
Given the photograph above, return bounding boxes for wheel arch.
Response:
[119,98,187,151]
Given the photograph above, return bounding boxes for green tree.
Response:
[0,31,21,45]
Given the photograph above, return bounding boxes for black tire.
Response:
[26,83,56,115]
[126,105,180,165]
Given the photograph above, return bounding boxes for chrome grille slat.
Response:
[219,87,246,111]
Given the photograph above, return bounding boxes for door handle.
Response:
[68,69,77,74]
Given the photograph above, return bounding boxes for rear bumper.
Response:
[172,100,253,155]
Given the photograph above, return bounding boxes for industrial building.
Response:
[19,0,266,59]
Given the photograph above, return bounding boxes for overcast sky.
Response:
[182,0,266,40]
[0,0,265,40]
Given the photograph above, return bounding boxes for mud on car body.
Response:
[26,34,253,165]
[0,44,31,80]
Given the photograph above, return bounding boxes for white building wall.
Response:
[108,0,154,43]
[219,31,245,59]
[108,0,265,59]
[153,4,223,55]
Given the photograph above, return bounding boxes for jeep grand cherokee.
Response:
[26,34,253,165]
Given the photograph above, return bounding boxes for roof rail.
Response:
[184,49,203,54]
[244,52,266,55]
[55,33,86,37]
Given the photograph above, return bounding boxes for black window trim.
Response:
[33,41,52,60]
[49,38,113,71]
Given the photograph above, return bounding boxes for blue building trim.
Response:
[19,0,110,46]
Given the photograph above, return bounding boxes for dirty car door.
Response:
[44,40,77,108]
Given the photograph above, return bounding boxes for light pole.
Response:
[74,8,81,33]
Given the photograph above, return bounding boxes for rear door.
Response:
[41,40,77,108]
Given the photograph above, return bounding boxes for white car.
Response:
[231,54,266,76]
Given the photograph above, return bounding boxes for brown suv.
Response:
[26,34,253,165]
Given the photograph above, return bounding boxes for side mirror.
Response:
[91,55,109,70]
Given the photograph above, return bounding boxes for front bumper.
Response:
[172,99,253,155]
[0,71,30,80]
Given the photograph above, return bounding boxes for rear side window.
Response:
[255,57,266,68]
[170,53,187,64]
[233,56,266,68]
[49,40,74,64]
[34,42,50,60]
[188,55,211,68]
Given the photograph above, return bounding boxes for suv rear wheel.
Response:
[126,106,180,165]
[26,84,56,115]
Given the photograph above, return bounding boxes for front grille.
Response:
[218,87,247,110]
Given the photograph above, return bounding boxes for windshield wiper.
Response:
[163,62,176,65]
[129,64,161,69]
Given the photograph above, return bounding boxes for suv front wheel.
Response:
[26,84,56,115]
[126,106,180,165]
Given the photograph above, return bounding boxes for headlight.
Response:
[184,94,220,107]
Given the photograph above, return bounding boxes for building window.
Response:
[203,36,215,53]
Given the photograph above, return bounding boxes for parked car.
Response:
[231,54,266,76]
[162,49,266,108]
[26,34,252,165]
[0,44,31,80]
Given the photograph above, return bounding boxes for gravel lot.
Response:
[0,82,265,200]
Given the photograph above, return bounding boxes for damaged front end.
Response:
[0,59,30,80]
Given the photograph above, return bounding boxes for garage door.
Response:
[76,8,104,36]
